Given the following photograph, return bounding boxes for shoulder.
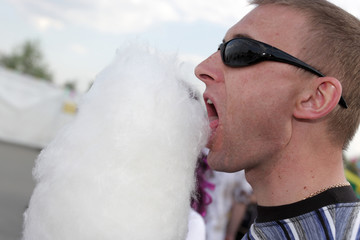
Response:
[247,203,360,240]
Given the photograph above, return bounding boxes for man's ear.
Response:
[293,77,342,120]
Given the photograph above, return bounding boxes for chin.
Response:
[207,150,244,173]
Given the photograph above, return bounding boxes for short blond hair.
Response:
[250,0,360,149]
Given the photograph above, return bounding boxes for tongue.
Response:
[209,118,219,130]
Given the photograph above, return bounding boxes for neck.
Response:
[245,142,346,207]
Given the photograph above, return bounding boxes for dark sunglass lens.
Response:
[224,39,262,67]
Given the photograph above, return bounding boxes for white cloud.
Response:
[173,0,253,25]
[31,15,64,31]
[178,53,204,66]
[7,0,251,34]
[86,1,180,34]
[330,0,360,18]
[6,0,360,35]
[69,44,88,55]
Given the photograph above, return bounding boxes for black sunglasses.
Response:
[218,37,348,108]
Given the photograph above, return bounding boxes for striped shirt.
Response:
[243,186,360,240]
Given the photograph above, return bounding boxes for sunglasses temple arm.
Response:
[268,55,348,108]
[339,96,348,109]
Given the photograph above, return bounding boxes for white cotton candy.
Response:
[22,42,210,240]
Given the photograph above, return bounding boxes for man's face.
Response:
[195,4,309,172]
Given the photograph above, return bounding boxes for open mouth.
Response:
[206,98,219,130]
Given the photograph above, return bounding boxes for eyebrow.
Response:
[222,33,254,43]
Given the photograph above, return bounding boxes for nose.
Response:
[194,52,223,84]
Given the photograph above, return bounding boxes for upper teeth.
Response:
[207,99,213,104]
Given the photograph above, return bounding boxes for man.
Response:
[195,0,360,239]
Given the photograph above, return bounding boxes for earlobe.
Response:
[293,77,342,120]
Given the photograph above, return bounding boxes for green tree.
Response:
[0,40,53,82]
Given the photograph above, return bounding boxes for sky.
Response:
[0,0,359,92]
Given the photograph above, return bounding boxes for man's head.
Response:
[249,0,360,149]
[195,0,360,172]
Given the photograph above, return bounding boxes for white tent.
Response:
[0,66,79,149]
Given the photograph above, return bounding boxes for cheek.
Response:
[223,68,297,135]
[225,84,293,144]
